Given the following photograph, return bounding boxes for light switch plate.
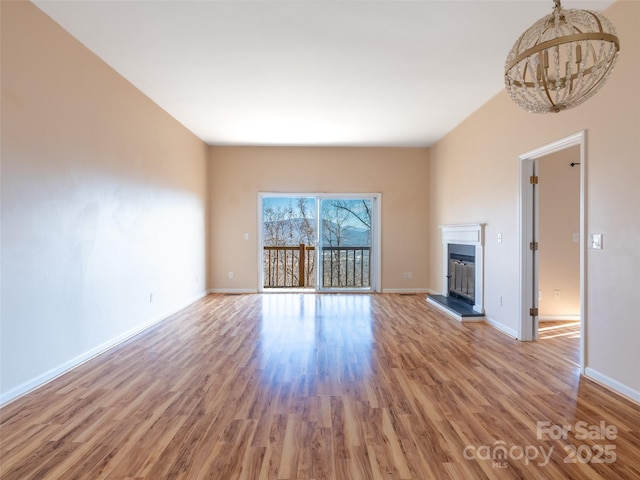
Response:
[590,233,603,250]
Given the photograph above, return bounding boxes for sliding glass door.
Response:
[261,196,316,289]
[260,194,379,292]
[318,198,372,290]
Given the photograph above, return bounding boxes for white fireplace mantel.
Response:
[440,224,485,314]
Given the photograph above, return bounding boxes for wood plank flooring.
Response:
[1,294,639,479]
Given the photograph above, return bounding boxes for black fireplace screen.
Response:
[448,251,475,304]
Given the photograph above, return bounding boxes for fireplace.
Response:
[427,224,484,320]
[448,243,475,304]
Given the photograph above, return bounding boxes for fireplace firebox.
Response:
[447,244,475,305]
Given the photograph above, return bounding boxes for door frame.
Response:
[518,130,586,373]
[257,192,382,293]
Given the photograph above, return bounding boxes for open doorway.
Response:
[537,146,581,350]
[518,131,586,373]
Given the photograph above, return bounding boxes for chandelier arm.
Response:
[508,57,613,89]
[538,52,559,110]
[505,32,619,74]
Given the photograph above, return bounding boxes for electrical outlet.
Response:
[149,292,154,303]
[244,233,249,240]
[403,272,413,279]
[228,271,234,279]
[497,233,503,244]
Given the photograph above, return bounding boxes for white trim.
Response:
[485,316,519,339]
[373,195,382,293]
[518,130,586,374]
[257,194,265,293]
[585,368,640,404]
[518,156,536,341]
[441,224,484,245]
[440,224,485,314]
[519,132,586,159]
[539,315,581,322]
[0,291,209,407]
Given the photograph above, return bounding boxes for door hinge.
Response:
[529,175,539,184]
[529,241,539,251]
[529,307,539,316]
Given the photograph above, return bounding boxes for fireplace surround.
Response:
[428,224,485,320]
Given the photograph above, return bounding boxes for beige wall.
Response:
[538,146,581,319]
[208,146,429,292]
[429,1,639,397]
[1,1,208,402]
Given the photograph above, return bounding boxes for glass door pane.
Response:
[319,198,373,290]
[262,196,316,289]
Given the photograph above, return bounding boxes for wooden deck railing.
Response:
[264,244,315,288]
[263,244,370,288]
[321,246,371,288]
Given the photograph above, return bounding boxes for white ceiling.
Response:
[33,0,616,147]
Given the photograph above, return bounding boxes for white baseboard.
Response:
[539,314,581,322]
[0,291,208,407]
[585,367,640,404]
[485,316,518,339]
[208,288,258,294]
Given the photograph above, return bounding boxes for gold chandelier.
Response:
[504,0,620,113]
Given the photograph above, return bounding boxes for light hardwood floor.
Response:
[1,294,638,479]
